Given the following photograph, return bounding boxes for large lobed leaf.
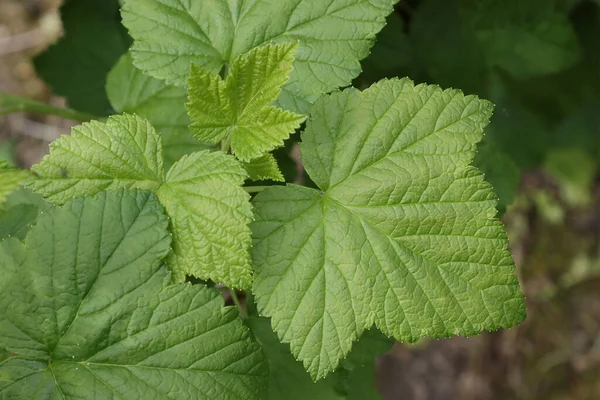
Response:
[122,0,398,114]
[28,114,253,289]
[0,190,266,399]
[251,78,526,379]
[187,43,305,162]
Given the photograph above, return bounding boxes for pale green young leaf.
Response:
[0,161,31,207]
[107,52,210,169]
[28,114,253,289]
[122,0,397,113]
[251,78,526,379]
[243,154,285,182]
[157,151,253,287]
[0,190,266,399]
[187,43,306,162]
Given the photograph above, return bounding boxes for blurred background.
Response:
[1,0,599,399]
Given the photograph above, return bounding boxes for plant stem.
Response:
[229,290,247,319]
[243,185,270,194]
[220,135,232,152]
[0,91,100,122]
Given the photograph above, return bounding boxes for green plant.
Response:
[0,0,528,398]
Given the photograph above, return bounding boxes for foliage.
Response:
[106,53,209,170]
[34,0,131,115]
[251,79,524,379]
[9,0,587,397]
[0,190,266,398]
[28,114,254,289]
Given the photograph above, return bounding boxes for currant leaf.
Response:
[251,78,526,379]
[28,114,253,289]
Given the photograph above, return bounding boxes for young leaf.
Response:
[34,0,131,115]
[251,78,526,379]
[0,161,30,207]
[121,0,397,113]
[243,154,286,182]
[0,190,266,399]
[107,52,210,169]
[28,114,253,289]
[157,151,253,286]
[187,43,306,162]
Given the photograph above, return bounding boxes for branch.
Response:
[0,92,100,122]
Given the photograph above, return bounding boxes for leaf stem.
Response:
[243,185,270,194]
[229,290,247,319]
[220,135,232,152]
[0,91,100,122]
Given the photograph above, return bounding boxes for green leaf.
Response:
[461,0,582,78]
[410,0,488,95]
[247,316,344,400]
[474,140,520,214]
[340,362,381,400]
[544,148,597,206]
[156,151,253,287]
[0,190,266,399]
[251,78,526,379]
[0,204,40,241]
[122,0,397,113]
[0,161,30,207]
[28,114,253,289]
[29,115,164,201]
[247,315,390,399]
[187,43,306,162]
[2,187,51,213]
[34,0,131,115]
[485,79,549,170]
[358,13,414,85]
[162,129,214,171]
[502,2,600,120]
[243,154,285,182]
[475,16,582,78]
[553,102,600,162]
[0,189,50,241]
[107,52,210,169]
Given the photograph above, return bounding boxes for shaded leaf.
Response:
[34,0,131,115]
[0,190,266,399]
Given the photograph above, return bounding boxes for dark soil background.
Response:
[1,1,599,399]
